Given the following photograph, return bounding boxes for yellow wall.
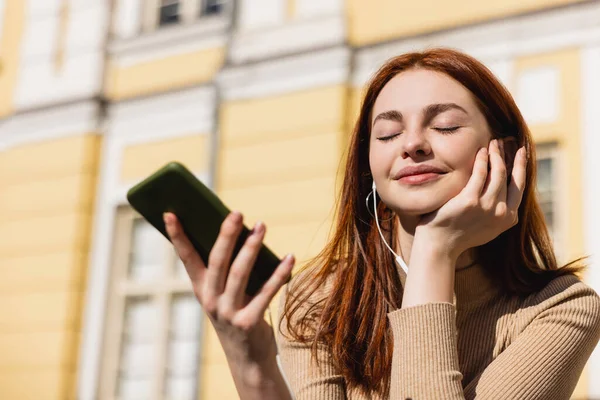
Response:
[120,134,211,182]
[105,47,225,101]
[347,0,587,46]
[218,85,348,260]
[0,134,101,400]
[0,0,25,117]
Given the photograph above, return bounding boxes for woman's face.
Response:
[369,68,493,216]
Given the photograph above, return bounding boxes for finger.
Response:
[498,139,510,185]
[243,254,295,322]
[507,146,528,211]
[205,211,244,296]
[224,221,266,307]
[463,146,489,197]
[482,139,508,204]
[164,212,206,284]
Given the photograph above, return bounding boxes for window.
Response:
[201,0,227,16]
[535,144,562,256]
[141,0,228,33]
[537,157,554,230]
[159,0,181,26]
[100,208,203,400]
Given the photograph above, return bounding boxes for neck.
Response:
[392,214,496,307]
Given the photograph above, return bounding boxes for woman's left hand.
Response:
[414,138,527,262]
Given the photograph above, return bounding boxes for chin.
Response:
[393,202,445,216]
[384,191,452,217]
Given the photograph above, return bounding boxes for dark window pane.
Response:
[537,158,552,193]
[160,1,180,26]
[201,0,225,16]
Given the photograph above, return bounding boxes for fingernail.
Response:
[252,221,265,235]
[284,253,295,263]
[230,211,242,221]
[163,212,171,224]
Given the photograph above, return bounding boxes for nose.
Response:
[401,127,432,159]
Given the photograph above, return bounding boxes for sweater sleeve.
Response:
[387,284,600,400]
[275,286,347,400]
[388,303,464,399]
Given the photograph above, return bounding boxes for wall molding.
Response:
[228,13,345,65]
[353,1,600,87]
[0,100,101,149]
[107,84,216,142]
[109,16,229,66]
[218,45,351,101]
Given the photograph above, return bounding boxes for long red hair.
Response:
[281,48,584,396]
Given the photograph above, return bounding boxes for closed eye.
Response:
[377,133,401,142]
[433,126,460,133]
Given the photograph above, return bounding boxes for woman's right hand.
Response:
[163,211,295,395]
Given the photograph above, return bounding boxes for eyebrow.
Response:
[372,103,469,128]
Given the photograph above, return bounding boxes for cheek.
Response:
[449,167,473,195]
[444,137,482,170]
[369,144,394,176]
[442,142,482,188]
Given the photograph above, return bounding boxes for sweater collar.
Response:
[454,262,500,307]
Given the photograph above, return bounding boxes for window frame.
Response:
[141,0,230,34]
[99,206,204,400]
[535,143,564,262]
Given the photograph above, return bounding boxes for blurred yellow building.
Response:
[0,0,599,399]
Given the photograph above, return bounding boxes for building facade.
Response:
[0,0,599,399]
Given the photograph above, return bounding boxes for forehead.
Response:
[372,69,477,116]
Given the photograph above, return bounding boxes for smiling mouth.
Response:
[397,173,444,185]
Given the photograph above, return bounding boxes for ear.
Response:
[500,136,519,176]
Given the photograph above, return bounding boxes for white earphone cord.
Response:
[372,182,409,273]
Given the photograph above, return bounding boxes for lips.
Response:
[393,164,446,180]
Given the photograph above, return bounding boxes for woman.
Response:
[163,48,600,399]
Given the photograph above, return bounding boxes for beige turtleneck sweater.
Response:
[276,264,600,399]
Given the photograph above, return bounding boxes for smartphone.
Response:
[126,161,284,296]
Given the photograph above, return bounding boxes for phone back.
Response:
[127,162,282,296]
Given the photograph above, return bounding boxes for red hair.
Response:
[281,48,583,396]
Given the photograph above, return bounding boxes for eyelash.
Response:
[377,133,400,142]
[377,126,460,142]
[434,126,460,134]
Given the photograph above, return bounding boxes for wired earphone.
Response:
[370,181,409,273]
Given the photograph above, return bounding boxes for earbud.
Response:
[372,180,377,190]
